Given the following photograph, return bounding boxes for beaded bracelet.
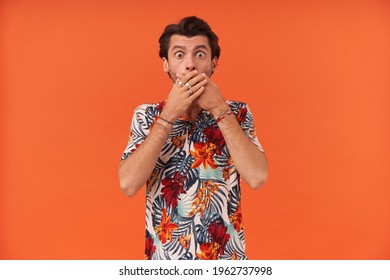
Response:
[158,116,174,125]
[216,109,233,123]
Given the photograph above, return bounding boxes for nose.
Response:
[185,56,196,71]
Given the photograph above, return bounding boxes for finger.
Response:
[186,78,207,98]
[188,77,207,93]
[181,74,206,92]
[176,72,183,79]
[182,78,206,97]
[188,85,205,100]
[187,73,207,88]
[175,78,184,88]
[180,70,199,84]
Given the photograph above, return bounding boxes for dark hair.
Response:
[159,16,221,60]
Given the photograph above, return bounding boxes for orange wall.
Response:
[1,0,389,259]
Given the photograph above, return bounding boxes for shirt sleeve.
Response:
[232,102,264,153]
[120,104,152,161]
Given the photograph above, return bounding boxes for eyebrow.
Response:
[171,44,209,52]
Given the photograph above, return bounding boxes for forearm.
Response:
[215,109,268,189]
[118,122,171,196]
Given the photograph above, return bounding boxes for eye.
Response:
[196,51,205,58]
[175,52,184,58]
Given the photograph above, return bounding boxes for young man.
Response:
[118,16,268,260]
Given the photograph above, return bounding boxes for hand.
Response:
[160,70,208,121]
[194,76,229,116]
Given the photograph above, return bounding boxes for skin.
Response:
[118,35,268,196]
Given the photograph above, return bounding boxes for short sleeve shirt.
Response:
[121,100,264,260]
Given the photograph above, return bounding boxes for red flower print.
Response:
[230,251,238,260]
[208,222,230,255]
[146,168,159,193]
[229,203,243,232]
[190,142,218,169]
[127,142,141,155]
[154,208,179,244]
[236,107,247,124]
[156,101,166,112]
[144,235,156,260]
[196,242,220,260]
[179,234,192,249]
[189,180,219,218]
[172,135,186,148]
[161,172,187,209]
[203,126,225,155]
[222,167,231,181]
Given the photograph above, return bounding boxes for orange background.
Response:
[1,0,389,259]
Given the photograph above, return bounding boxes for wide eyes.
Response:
[174,51,206,59]
[175,52,184,58]
[195,51,205,58]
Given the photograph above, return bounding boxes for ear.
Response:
[163,58,169,72]
[211,57,218,72]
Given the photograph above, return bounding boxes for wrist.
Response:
[210,104,230,118]
[159,110,178,123]
[215,108,234,123]
[158,115,175,126]
[154,120,172,134]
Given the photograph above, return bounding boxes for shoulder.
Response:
[132,101,166,118]
[225,100,256,124]
[134,101,165,113]
[226,100,248,107]
[226,100,250,112]
[129,101,166,128]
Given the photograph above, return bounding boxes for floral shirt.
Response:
[121,100,264,260]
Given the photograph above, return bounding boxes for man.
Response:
[118,16,268,260]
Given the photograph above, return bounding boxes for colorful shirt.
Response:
[121,100,264,260]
